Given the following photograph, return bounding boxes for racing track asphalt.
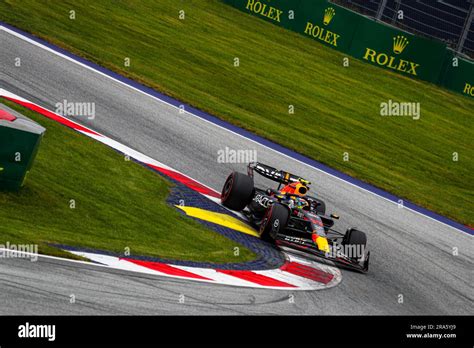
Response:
[0,29,473,315]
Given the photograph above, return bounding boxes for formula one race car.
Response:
[221,162,370,273]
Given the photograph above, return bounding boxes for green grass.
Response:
[0,0,472,225]
[0,100,256,263]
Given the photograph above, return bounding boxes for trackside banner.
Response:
[440,54,474,98]
[225,0,304,30]
[349,19,448,83]
[295,0,362,53]
[223,0,473,97]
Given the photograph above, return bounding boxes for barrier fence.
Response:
[441,53,474,97]
[0,107,45,190]
[297,0,361,53]
[223,0,473,98]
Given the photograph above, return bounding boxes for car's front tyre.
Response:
[342,228,367,261]
[259,203,289,240]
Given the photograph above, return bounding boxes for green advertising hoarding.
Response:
[440,54,474,98]
[230,0,304,31]
[228,0,361,52]
[295,1,361,53]
[0,108,45,190]
[349,19,448,83]
[0,127,43,190]
[223,0,472,96]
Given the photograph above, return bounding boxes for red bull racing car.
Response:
[221,162,370,273]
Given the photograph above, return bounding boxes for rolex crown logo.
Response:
[323,7,335,25]
[393,35,409,54]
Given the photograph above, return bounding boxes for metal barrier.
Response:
[0,106,45,190]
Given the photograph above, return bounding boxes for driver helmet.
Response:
[294,197,309,210]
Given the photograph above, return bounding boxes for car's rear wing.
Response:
[247,162,310,187]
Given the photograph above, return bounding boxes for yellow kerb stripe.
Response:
[176,206,260,237]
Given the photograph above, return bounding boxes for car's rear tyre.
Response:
[221,172,254,211]
[342,228,367,260]
[259,203,289,240]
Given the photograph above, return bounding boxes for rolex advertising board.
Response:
[440,55,474,98]
[349,19,448,83]
[230,0,304,31]
[295,1,361,53]
[223,0,470,93]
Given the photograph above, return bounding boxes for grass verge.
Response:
[0,100,256,263]
[0,0,472,225]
